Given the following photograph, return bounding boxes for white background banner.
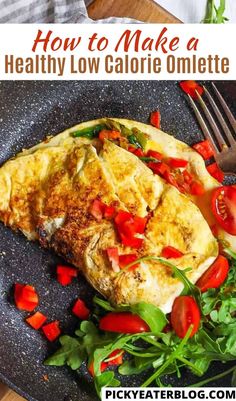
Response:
[0,24,235,80]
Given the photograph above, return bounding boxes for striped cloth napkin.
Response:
[0,0,133,23]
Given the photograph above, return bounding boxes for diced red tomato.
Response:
[146,149,163,160]
[106,247,120,272]
[42,321,61,342]
[106,349,124,366]
[104,205,116,220]
[90,199,105,221]
[88,360,108,377]
[148,161,169,176]
[128,146,145,157]
[193,140,215,160]
[207,163,225,183]
[179,81,204,100]
[161,246,183,259]
[190,181,205,196]
[211,186,236,235]
[14,283,39,312]
[183,170,193,184]
[119,254,139,271]
[99,130,121,142]
[56,265,78,286]
[163,170,179,189]
[150,110,161,129]
[168,157,188,169]
[26,312,47,330]
[115,211,147,249]
[171,296,201,338]
[72,298,90,320]
[196,255,229,293]
[99,312,150,334]
[90,199,116,221]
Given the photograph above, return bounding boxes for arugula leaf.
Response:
[203,0,228,23]
[130,302,167,333]
[94,371,120,397]
[44,335,86,370]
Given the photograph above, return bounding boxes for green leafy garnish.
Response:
[203,0,228,23]
[45,250,236,397]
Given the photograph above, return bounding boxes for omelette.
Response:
[0,118,225,313]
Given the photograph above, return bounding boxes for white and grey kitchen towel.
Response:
[0,0,134,23]
[0,0,235,23]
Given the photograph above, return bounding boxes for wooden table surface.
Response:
[0,1,179,400]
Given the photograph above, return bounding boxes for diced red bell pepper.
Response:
[106,247,120,272]
[106,349,124,366]
[179,81,204,100]
[193,140,215,160]
[190,181,205,196]
[14,283,39,312]
[150,110,161,129]
[161,246,183,259]
[99,130,121,142]
[168,157,188,169]
[207,163,225,183]
[26,312,47,330]
[56,265,78,286]
[146,149,163,160]
[119,254,139,271]
[72,298,90,320]
[88,360,108,377]
[42,321,61,342]
[148,161,169,176]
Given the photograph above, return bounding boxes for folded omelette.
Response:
[0,118,222,313]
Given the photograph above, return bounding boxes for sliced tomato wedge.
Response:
[171,296,201,338]
[150,110,161,129]
[193,140,215,160]
[211,186,236,235]
[99,130,121,142]
[88,360,108,377]
[161,246,183,259]
[196,255,229,293]
[168,157,188,169]
[207,163,224,183]
[119,254,139,271]
[106,349,124,366]
[180,81,204,100]
[42,321,61,342]
[106,247,120,272]
[26,312,47,330]
[99,312,150,334]
[72,298,90,320]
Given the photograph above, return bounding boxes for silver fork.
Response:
[187,82,236,176]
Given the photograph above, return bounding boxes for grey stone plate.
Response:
[0,81,235,401]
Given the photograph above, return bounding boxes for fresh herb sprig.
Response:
[203,0,228,23]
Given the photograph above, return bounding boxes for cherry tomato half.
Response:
[211,186,236,235]
[171,296,200,339]
[196,255,229,293]
[99,312,150,334]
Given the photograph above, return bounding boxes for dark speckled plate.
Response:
[0,81,236,401]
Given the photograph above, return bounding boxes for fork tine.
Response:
[212,83,236,134]
[187,94,219,153]
[203,85,235,147]
[195,89,227,149]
